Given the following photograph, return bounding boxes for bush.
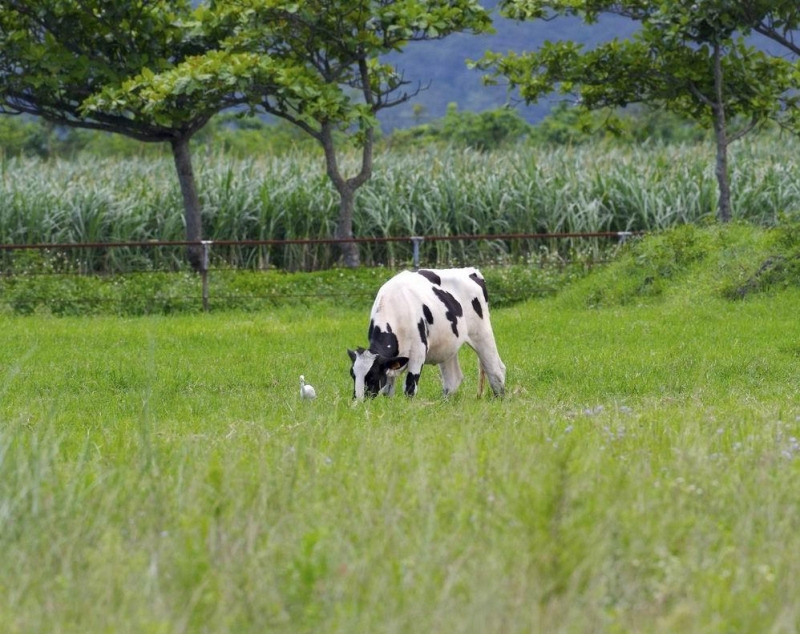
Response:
[2,225,799,316]
[389,103,532,151]
[528,103,708,146]
[0,117,52,158]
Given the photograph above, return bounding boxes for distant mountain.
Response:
[379,6,639,130]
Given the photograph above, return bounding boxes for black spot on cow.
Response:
[469,272,489,304]
[471,297,483,319]
[422,304,434,325]
[367,319,375,341]
[405,372,421,396]
[417,269,442,286]
[417,317,428,349]
[363,358,389,398]
[369,323,399,357]
[432,287,463,337]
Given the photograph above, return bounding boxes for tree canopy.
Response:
[201,0,494,266]
[0,0,242,268]
[0,1,219,139]
[1,0,493,267]
[478,0,799,221]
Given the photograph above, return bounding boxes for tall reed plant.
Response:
[2,135,799,271]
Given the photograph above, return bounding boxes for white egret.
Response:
[300,375,317,400]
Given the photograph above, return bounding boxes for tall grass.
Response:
[2,135,800,270]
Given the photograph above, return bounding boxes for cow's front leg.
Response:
[403,363,423,396]
[438,355,464,396]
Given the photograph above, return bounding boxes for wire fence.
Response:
[0,230,640,269]
[0,231,643,313]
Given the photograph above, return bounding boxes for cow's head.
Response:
[347,348,409,399]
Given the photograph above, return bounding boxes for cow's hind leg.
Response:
[469,337,506,397]
[439,355,464,397]
[480,353,506,397]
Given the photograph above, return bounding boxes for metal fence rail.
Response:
[0,230,641,269]
[0,231,640,252]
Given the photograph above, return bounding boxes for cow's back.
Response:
[426,267,492,338]
[369,268,488,364]
[433,267,489,310]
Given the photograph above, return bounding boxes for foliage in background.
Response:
[0,0,496,270]
[0,0,253,270]
[389,103,533,150]
[528,103,710,146]
[478,0,800,223]
[0,104,711,158]
[0,116,53,157]
[174,0,493,268]
[0,259,592,317]
[389,102,710,148]
[2,136,800,272]
[0,114,323,159]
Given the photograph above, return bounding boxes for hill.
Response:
[558,223,800,309]
[379,5,639,129]
[378,4,789,131]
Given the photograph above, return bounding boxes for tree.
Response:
[199,0,494,267]
[736,0,800,130]
[477,0,798,222]
[0,1,252,269]
[738,1,800,56]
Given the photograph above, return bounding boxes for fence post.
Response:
[201,240,212,312]
[410,236,424,270]
[617,231,633,245]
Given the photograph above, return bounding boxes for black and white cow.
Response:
[347,267,506,399]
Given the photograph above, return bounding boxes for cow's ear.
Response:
[347,348,357,363]
[384,356,409,376]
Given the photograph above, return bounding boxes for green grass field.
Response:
[1,271,799,632]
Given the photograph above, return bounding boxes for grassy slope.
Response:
[1,227,799,633]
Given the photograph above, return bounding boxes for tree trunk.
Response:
[334,184,360,268]
[316,59,377,268]
[713,112,732,223]
[170,135,204,271]
[321,121,372,268]
[711,42,732,223]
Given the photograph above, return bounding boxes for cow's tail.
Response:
[477,366,486,398]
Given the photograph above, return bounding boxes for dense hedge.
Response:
[2,225,798,316]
